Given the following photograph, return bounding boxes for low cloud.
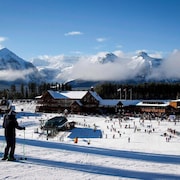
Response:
[31,54,78,69]
[70,58,132,81]
[32,49,180,83]
[0,69,34,81]
[59,53,135,82]
[59,50,180,82]
[64,31,83,36]
[161,50,180,79]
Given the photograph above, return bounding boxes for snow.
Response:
[0,48,26,67]
[0,101,180,180]
[60,91,88,99]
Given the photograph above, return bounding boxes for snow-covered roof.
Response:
[72,100,83,106]
[121,100,140,107]
[60,91,88,99]
[99,99,120,106]
[89,91,103,101]
[48,90,68,99]
[171,99,180,102]
[47,90,170,108]
[35,95,42,99]
[136,100,169,107]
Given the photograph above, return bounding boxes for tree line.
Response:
[1,82,180,100]
[95,82,180,100]
[0,82,71,100]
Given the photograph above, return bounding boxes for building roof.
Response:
[99,99,121,106]
[89,91,103,101]
[121,100,140,106]
[48,90,68,99]
[72,100,83,106]
[60,91,88,99]
[48,90,141,107]
[136,100,170,107]
[171,99,180,102]
[47,90,171,108]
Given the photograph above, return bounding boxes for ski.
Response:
[1,157,27,162]
[18,157,27,160]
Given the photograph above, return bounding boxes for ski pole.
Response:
[0,140,5,154]
[20,129,27,160]
[23,130,25,158]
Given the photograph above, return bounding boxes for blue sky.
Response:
[0,0,180,60]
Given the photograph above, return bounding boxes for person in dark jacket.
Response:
[2,110,25,161]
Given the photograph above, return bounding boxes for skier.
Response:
[2,110,25,161]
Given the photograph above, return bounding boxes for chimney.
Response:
[90,86,94,91]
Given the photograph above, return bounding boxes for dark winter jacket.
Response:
[3,114,24,138]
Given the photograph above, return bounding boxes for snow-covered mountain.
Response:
[90,52,118,64]
[1,48,180,88]
[0,48,43,84]
[129,51,162,81]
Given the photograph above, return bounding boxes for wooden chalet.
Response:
[35,90,122,114]
[36,90,177,115]
[136,100,175,114]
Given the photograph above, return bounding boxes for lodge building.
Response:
[35,89,123,114]
[35,90,179,115]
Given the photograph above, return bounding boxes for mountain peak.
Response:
[137,51,148,58]
[91,52,118,64]
[0,47,13,55]
[0,47,21,61]
[0,48,43,84]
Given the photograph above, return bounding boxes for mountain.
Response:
[90,52,118,64]
[0,48,43,85]
[129,51,162,81]
[1,48,179,89]
[66,51,165,88]
[30,50,166,87]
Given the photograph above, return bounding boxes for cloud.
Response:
[0,69,34,81]
[161,49,180,79]
[32,49,180,83]
[0,36,7,49]
[62,50,180,82]
[71,61,124,81]
[30,54,78,70]
[0,37,7,42]
[96,38,107,42]
[59,53,134,82]
[64,31,83,36]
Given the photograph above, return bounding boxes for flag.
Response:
[117,88,121,92]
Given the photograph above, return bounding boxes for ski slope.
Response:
[0,101,180,180]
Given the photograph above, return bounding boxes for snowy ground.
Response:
[0,101,180,180]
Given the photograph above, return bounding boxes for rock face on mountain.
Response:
[0,48,43,84]
[90,53,118,64]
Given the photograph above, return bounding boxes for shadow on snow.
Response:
[0,135,180,166]
[0,152,179,180]
[68,127,102,138]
